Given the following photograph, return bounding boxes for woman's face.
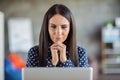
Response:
[48,14,70,43]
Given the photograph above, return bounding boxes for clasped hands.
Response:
[50,42,67,66]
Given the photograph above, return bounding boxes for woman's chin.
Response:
[55,41,63,43]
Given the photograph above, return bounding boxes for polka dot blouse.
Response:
[26,45,89,67]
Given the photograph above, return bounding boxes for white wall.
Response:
[0,11,4,80]
[0,0,120,59]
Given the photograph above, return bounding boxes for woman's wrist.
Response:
[52,58,58,66]
[60,56,67,63]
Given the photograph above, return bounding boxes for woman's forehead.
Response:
[49,14,70,25]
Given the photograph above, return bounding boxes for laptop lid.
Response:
[22,67,93,80]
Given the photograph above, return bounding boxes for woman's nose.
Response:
[56,27,62,35]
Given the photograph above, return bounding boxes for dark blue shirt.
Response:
[26,45,89,67]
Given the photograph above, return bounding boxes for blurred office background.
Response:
[0,0,120,80]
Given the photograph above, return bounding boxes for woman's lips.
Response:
[56,37,61,41]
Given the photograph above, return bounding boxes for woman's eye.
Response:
[51,25,56,29]
[61,25,67,29]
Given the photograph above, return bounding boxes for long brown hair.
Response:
[39,4,78,66]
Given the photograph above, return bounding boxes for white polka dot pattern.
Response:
[26,45,89,67]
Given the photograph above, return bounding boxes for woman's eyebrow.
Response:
[61,24,68,26]
[50,23,56,26]
[50,23,68,26]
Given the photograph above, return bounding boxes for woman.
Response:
[27,4,89,67]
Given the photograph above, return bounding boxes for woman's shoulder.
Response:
[77,45,89,67]
[77,45,87,53]
[27,45,39,67]
[28,45,39,54]
[77,45,88,56]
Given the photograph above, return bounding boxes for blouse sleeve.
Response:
[26,46,40,67]
[62,59,74,67]
[46,58,56,67]
[61,46,89,67]
[46,57,74,67]
[78,46,89,67]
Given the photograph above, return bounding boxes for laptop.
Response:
[22,67,93,80]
